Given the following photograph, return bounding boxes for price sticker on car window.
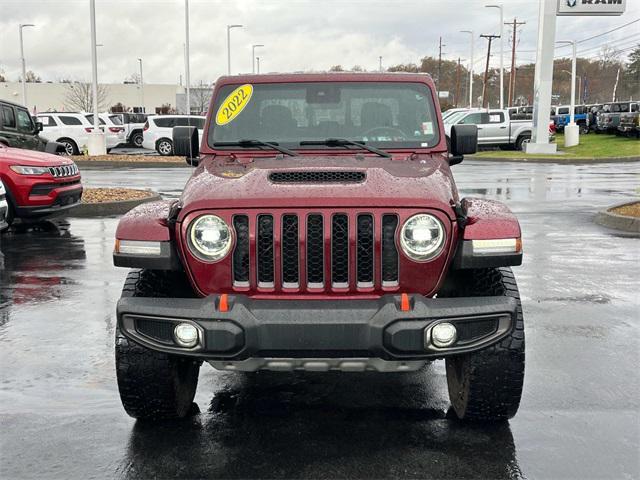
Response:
[215,84,253,126]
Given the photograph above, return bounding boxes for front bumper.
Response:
[15,186,83,218]
[117,294,517,361]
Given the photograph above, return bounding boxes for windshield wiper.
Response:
[299,138,392,158]
[213,139,298,156]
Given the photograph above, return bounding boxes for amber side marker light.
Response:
[219,294,229,312]
[400,293,411,312]
[114,239,162,256]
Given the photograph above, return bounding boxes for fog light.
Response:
[431,322,457,348]
[174,323,199,347]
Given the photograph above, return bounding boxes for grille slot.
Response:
[306,214,324,287]
[356,214,374,286]
[233,215,250,286]
[281,215,299,287]
[381,215,399,285]
[269,171,365,184]
[331,214,349,287]
[135,318,174,344]
[257,215,274,286]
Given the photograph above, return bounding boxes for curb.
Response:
[469,155,640,164]
[69,193,162,217]
[75,160,187,169]
[594,200,640,234]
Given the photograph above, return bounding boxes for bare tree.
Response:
[65,82,108,111]
[24,70,41,83]
[191,83,213,114]
[329,65,345,72]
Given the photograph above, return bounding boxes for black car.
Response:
[0,100,61,154]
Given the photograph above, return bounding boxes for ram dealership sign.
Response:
[557,0,626,16]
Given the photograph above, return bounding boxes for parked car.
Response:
[113,72,526,423]
[618,111,640,138]
[553,105,589,134]
[0,100,62,154]
[110,112,150,147]
[445,108,543,150]
[0,143,82,226]
[0,179,8,232]
[36,112,91,155]
[596,102,639,134]
[142,115,205,155]
[85,113,126,149]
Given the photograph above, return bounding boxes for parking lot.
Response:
[1,160,638,479]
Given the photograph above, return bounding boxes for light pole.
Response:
[138,58,144,112]
[460,30,474,108]
[227,24,243,75]
[485,4,504,110]
[379,56,383,72]
[19,23,35,107]
[558,40,579,147]
[184,1,191,115]
[252,44,264,74]
[256,56,261,74]
[88,0,105,155]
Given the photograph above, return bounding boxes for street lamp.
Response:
[138,58,144,112]
[185,0,191,115]
[88,0,106,155]
[557,40,579,147]
[460,30,474,108]
[256,56,261,74]
[379,56,383,72]
[19,23,35,107]
[227,24,243,75]
[252,44,264,74]
[485,4,504,110]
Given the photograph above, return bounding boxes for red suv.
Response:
[0,144,82,226]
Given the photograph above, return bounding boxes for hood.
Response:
[179,154,458,220]
[0,145,74,167]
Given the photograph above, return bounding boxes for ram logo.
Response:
[566,0,577,6]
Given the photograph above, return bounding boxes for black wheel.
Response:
[442,267,525,421]
[130,132,144,148]
[515,135,530,151]
[156,139,173,156]
[2,202,14,230]
[115,269,200,420]
[579,124,589,135]
[57,138,78,156]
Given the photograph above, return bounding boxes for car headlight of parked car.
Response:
[400,214,445,262]
[188,214,233,262]
[9,165,49,175]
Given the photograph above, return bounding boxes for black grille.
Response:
[307,214,324,286]
[456,319,498,343]
[30,179,81,196]
[48,164,79,178]
[282,215,299,285]
[381,215,399,284]
[331,215,349,286]
[233,216,249,284]
[257,215,274,285]
[269,171,365,184]
[357,214,374,285]
[135,318,174,344]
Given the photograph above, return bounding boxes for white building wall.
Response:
[0,82,185,114]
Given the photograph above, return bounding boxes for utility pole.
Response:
[454,58,462,107]
[138,58,144,112]
[480,34,499,109]
[184,1,191,115]
[437,37,445,95]
[506,18,526,107]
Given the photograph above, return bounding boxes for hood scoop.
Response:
[268,171,366,184]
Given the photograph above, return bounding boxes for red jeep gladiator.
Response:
[0,144,82,227]
[113,73,525,422]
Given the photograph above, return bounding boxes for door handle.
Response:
[500,126,507,129]
[477,127,484,130]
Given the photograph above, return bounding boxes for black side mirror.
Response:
[173,126,200,166]
[35,121,43,133]
[449,124,478,166]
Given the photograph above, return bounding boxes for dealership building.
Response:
[0,81,211,115]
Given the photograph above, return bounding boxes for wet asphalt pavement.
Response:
[1,160,639,479]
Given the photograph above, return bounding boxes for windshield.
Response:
[209,81,440,150]
[444,111,469,124]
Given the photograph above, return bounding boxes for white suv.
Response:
[142,115,205,155]
[0,178,8,232]
[85,113,126,149]
[36,112,121,155]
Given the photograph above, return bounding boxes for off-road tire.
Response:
[130,132,144,148]
[515,135,531,151]
[443,267,525,421]
[115,269,200,420]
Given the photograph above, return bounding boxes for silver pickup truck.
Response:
[444,109,542,151]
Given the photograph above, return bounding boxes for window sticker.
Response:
[422,122,434,135]
[215,84,253,126]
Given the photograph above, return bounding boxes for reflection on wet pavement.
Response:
[1,160,639,479]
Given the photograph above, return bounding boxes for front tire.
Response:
[156,138,173,156]
[443,267,525,421]
[115,270,200,420]
[57,138,78,156]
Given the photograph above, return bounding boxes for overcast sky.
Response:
[1,0,638,85]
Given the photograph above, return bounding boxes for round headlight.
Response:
[188,215,232,262]
[400,214,445,262]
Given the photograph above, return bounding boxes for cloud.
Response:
[0,0,637,84]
